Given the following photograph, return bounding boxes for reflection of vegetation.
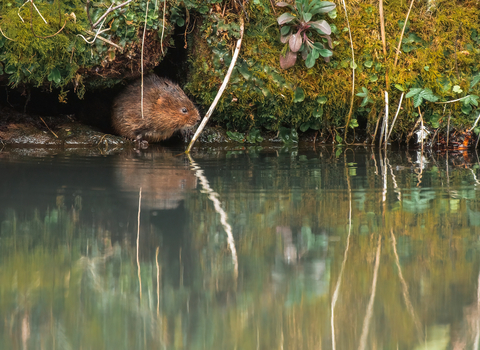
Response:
[1,148,480,349]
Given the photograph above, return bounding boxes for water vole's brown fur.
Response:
[112,75,200,142]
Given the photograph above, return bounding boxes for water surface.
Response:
[1,145,480,350]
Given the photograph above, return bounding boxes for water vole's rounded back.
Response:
[112,75,200,142]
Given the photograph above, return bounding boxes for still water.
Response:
[1,144,480,350]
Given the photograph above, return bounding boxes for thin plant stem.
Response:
[187,17,245,153]
[341,0,356,142]
[387,92,404,141]
[446,112,451,148]
[136,187,142,301]
[331,168,353,350]
[92,0,133,28]
[394,0,415,67]
[141,0,150,119]
[358,235,382,350]
[160,0,166,54]
[468,112,480,132]
[384,91,389,149]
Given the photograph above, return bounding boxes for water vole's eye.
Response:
[181,107,188,113]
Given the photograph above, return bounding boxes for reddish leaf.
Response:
[309,20,331,35]
[280,51,297,69]
[289,29,303,52]
[277,13,295,25]
[280,34,292,44]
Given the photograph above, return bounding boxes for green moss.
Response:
[185,0,480,140]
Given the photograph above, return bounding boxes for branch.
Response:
[92,0,134,28]
[186,17,245,153]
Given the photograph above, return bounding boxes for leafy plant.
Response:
[405,88,439,108]
[276,0,336,69]
[356,87,374,107]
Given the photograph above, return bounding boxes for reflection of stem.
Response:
[156,246,160,316]
[331,169,353,350]
[137,187,142,301]
[474,270,480,349]
[391,230,423,340]
[358,235,382,350]
[386,157,401,201]
[187,154,238,280]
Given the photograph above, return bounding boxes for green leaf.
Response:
[316,96,328,104]
[313,105,323,118]
[405,88,423,99]
[48,68,62,84]
[280,25,291,35]
[424,66,429,71]
[300,123,311,132]
[293,87,305,102]
[305,51,316,68]
[395,84,405,91]
[349,119,359,128]
[335,134,343,143]
[318,48,333,58]
[453,85,463,94]
[226,131,245,143]
[369,74,378,82]
[303,12,312,22]
[420,88,439,102]
[364,60,373,68]
[470,74,480,90]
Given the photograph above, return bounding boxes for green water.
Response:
[1,145,480,350]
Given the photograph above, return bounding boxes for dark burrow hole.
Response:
[0,23,194,140]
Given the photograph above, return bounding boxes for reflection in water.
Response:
[1,146,480,349]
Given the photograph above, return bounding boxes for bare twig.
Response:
[86,0,93,29]
[435,95,470,104]
[0,25,15,41]
[371,110,384,145]
[160,0,166,54]
[406,114,422,145]
[446,112,451,148]
[379,0,386,57]
[92,0,133,28]
[387,92,404,141]
[186,17,245,153]
[19,0,47,24]
[39,117,58,138]
[468,112,480,132]
[394,0,415,67]
[85,30,123,50]
[383,91,389,148]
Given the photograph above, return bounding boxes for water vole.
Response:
[112,75,200,143]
